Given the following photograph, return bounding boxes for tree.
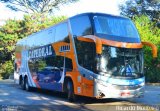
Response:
[0,61,13,79]
[0,0,79,14]
[0,15,67,79]
[120,0,160,82]
[133,15,160,82]
[119,0,160,26]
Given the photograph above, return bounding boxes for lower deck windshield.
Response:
[74,38,144,79]
[97,46,144,78]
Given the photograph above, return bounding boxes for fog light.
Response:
[139,82,145,86]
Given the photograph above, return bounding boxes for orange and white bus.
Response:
[14,13,157,101]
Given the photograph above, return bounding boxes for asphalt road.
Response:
[0,79,160,111]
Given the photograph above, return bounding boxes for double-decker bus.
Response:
[14,13,157,101]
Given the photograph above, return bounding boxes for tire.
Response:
[24,77,31,91]
[67,81,76,102]
[20,77,25,90]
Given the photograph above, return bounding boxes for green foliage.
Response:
[133,15,160,82]
[0,61,14,79]
[0,14,67,79]
[133,15,160,45]
[23,14,67,35]
[119,0,160,26]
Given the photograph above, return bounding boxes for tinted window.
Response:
[28,56,73,74]
[70,15,92,36]
[65,58,73,71]
[26,27,55,49]
[28,56,63,84]
[97,46,144,78]
[74,38,96,72]
[94,16,139,38]
[55,23,69,43]
[93,15,140,43]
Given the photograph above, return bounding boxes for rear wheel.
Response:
[20,77,25,90]
[24,77,31,91]
[67,81,76,102]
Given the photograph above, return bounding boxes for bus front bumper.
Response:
[94,83,145,99]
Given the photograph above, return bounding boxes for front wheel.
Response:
[67,81,76,102]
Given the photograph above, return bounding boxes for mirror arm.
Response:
[142,41,158,58]
[77,36,102,54]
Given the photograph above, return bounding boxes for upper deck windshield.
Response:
[93,15,140,43]
[70,13,140,43]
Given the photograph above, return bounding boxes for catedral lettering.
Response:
[28,45,53,59]
[14,13,157,102]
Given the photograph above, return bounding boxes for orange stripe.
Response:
[101,38,143,49]
[77,35,143,55]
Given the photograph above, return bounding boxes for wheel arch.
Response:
[63,76,74,93]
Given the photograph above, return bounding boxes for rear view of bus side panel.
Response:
[14,39,25,85]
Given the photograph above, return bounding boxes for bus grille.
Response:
[112,85,142,90]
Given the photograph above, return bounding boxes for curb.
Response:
[0,79,14,84]
[146,83,160,86]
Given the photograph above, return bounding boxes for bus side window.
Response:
[70,15,92,36]
[75,39,96,72]
[65,58,73,71]
[55,23,70,43]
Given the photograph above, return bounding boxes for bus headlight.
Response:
[139,82,145,86]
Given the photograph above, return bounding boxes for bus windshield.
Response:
[93,15,140,43]
[97,46,144,78]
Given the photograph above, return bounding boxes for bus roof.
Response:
[16,12,129,45]
[69,12,128,20]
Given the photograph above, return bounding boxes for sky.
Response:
[55,0,122,16]
[0,0,124,25]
